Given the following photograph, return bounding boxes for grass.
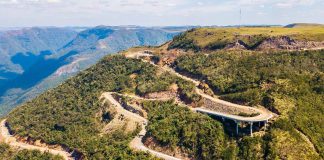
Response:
[169,27,324,51]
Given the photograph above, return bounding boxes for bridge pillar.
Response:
[249,122,253,137]
[235,121,239,135]
[264,120,268,131]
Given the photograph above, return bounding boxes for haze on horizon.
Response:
[0,0,323,28]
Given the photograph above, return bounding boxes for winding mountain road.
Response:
[126,52,274,123]
[194,89,273,122]
[102,92,181,160]
[0,119,73,160]
[0,51,276,160]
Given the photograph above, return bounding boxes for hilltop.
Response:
[169,26,324,51]
[2,26,323,159]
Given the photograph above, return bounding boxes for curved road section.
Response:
[194,89,273,123]
[0,119,73,160]
[126,52,274,123]
[103,92,180,160]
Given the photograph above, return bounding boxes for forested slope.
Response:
[0,143,63,160]
[6,55,209,159]
[3,26,324,160]
[7,56,163,159]
[170,34,324,159]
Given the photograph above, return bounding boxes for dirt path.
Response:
[102,92,181,160]
[0,119,73,160]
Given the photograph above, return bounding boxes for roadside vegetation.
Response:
[142,100,230,159]
[0,143,63,160]
[136,72,201,104]
[174,49,324,158]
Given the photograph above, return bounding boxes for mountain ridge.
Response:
[0,26,188,116]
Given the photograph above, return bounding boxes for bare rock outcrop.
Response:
[256,36,324,50]
[223,36,324,51]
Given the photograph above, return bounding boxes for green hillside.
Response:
[173,49,323,158]
[0,143,63,160]
[3,27,324,159]
[169,27,324,51]
[6,55,210,159]
[6,56,163,159]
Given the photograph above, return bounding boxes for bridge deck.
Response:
[194,108,273,123]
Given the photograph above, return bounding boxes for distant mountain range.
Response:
[0,27,78,85]
[284,23,324,28]
[0,26,191,116]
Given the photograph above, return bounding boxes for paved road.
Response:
[128,52,274,123]
[194,89,273,122]
[103,92,181,160]
[113,92,172,101]
[0,119,73,160]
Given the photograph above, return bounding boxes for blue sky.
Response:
[0,0,323,27]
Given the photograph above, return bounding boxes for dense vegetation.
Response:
[4,26,324,159]
[7,55,189,159]
[174,49,324,158]
[135,70,201,105]
[142,100,231,159]
[168,27,324,51]
[0,143,63,160]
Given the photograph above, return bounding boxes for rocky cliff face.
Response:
[255,36,324,50]
[225,36,324,51]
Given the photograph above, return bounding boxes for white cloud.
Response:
[197,2,204,6]
[239,0,266,5]
[47,0,61,3]
[275,0,316,8]
[237,0,318,8]
[0,0,18,4]
[0,0,323,27]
